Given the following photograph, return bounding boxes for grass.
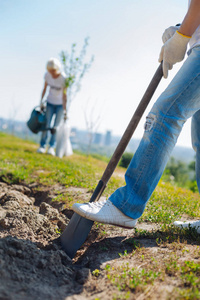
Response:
[103,244,200,300]
[0,132,124,197]
[1,132,200,299]
[0,132,199,221]
[105,263,160,292]
[141,181,200,224]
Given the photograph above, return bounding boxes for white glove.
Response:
[159,31,190,79]
[162,25,180,43]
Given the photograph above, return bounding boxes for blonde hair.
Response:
[46,58,61,72]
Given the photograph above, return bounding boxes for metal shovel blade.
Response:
[60,63,163,259]
[60,213,94,259]
[60,180,105,258]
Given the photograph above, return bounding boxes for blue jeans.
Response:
[109,46,200,220]
[40,103,63,148]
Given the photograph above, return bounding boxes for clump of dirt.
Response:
[0,183,67,245]
[0,182,92,300]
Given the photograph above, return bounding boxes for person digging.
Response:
[72,0,200,234]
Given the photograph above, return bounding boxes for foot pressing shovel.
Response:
[60,63,163,259]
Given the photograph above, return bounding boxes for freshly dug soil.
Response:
[0,182,139,300]
[1,181,192,300]
[0,182,87,300]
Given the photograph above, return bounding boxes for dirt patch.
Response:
[0,181,199,300]
[0,182,84,300]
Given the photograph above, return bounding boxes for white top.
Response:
[188,0,200,49]
[44,71,66,105]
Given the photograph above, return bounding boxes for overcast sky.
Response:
[1,0,193,147]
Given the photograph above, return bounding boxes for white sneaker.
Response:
[37,147,45,154]
[174,220,200,233]
[72,199,138,229]
[47,147,55,156]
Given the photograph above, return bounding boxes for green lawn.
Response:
[0,132,124,196]
[1,132,200,299]
[0,132,199,225]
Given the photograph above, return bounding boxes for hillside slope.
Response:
[0,133,200,300]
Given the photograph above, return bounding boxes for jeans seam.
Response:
[121,74,200,209]
[112,50,200,217]
[120,136,156,210]
[165,73,200,117]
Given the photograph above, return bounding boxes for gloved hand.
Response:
[159,31,191,78]
[63,110,67,121]
[162,25,181,43]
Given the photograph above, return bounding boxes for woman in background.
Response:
[37,57,67,156]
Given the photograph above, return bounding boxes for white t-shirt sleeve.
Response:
[44,72,49,83]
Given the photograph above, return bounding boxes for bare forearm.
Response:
[41,89,46,103]
[179,0,200,36]
[40,82,47,104]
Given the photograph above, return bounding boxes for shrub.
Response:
[119,152,133,168]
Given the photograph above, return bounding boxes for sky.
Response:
[0,0,193,148]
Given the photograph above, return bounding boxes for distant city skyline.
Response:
[0,115,195,164]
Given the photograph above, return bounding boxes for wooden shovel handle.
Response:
[60,63,163,259]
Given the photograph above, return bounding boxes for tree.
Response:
[84,99,102,155]
[163,157,190,187]
[60,37,94,113]
[119,152,134,168]
[9,97,21,136]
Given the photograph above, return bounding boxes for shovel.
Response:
[60,63,163,259]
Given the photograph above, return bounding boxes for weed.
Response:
[105,264,111,271]
[118,250,128,258]
[165,255,180,276]
[92,269,100,277]
[55,228,62,234]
